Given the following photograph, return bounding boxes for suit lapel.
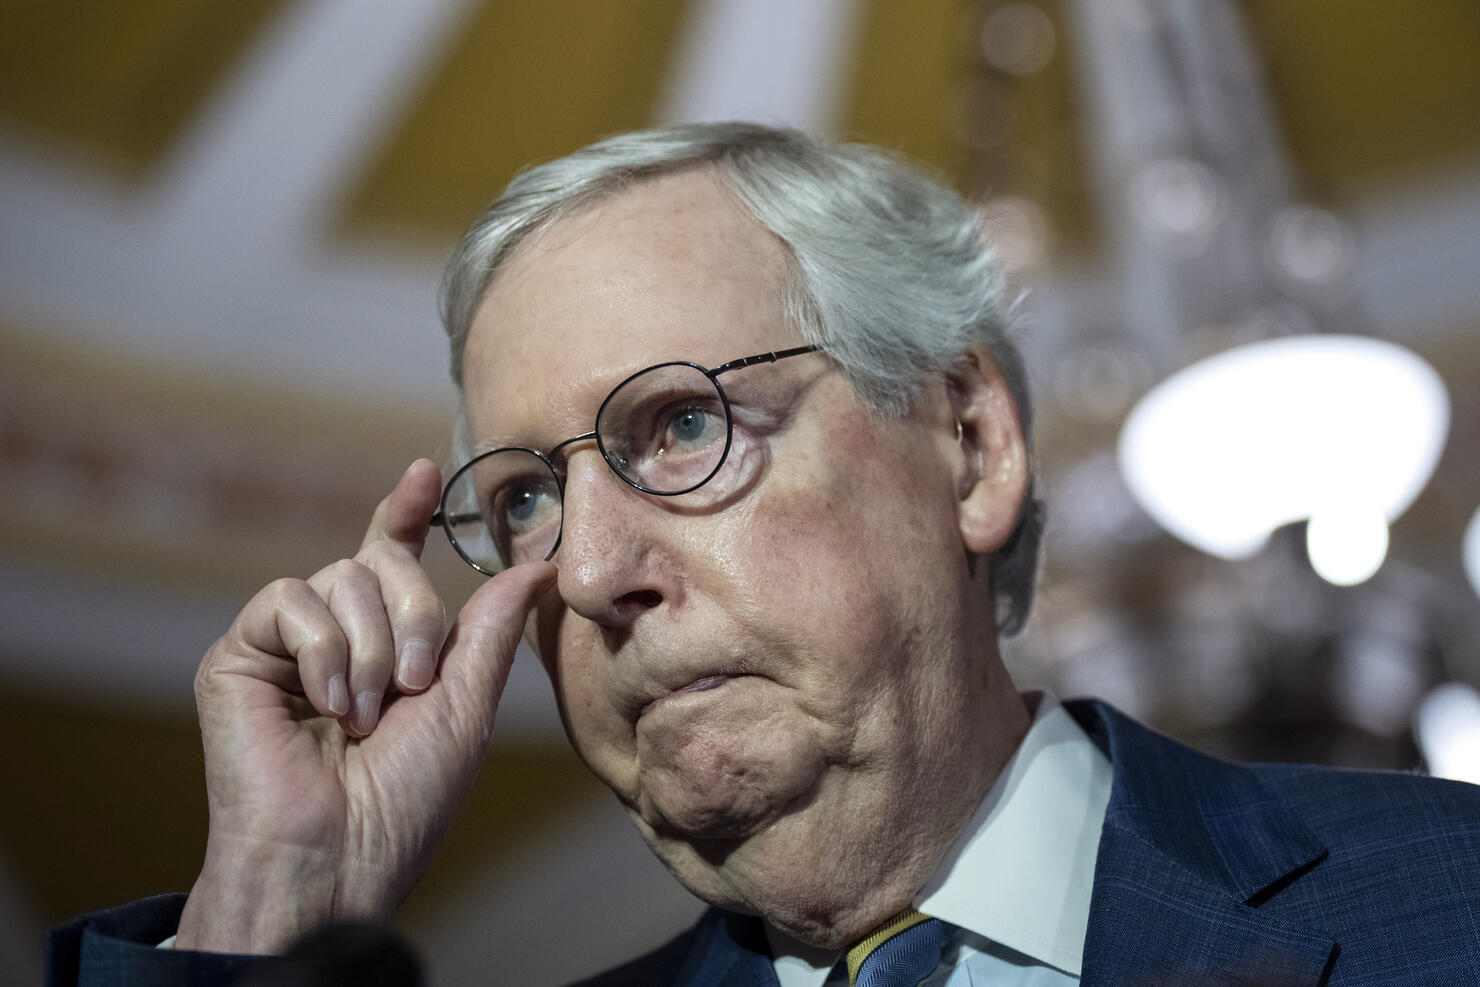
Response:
[1083,824,1336,985]
[1068,702,1338,985]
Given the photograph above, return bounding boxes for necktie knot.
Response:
[846,908,952,987]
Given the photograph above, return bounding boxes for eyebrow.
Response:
[465,376,602,457]
[466,402,599,460]
[468,430,519,457]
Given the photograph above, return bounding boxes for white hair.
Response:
[440,122,1044,635]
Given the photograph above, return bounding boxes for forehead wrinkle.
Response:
[509,174,783,341]
[467,359,640,455]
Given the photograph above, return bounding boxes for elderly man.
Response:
[50,125,1480,985]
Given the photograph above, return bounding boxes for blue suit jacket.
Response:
[48,701,1480,985]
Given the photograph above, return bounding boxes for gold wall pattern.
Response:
[346,0,694,239]
[0,0,289,174]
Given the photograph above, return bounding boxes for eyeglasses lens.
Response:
[597,363,730,494]
[442,448,562,574]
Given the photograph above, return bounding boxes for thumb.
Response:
[436,561,557,752]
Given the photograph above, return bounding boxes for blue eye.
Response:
[507,486,539,522]
[669,408,710,444]
[499,476,558,536]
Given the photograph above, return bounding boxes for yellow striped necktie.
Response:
[845,908,952,987]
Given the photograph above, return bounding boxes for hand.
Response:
[176,459,556,953]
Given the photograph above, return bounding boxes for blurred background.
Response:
[2,0,1478,982]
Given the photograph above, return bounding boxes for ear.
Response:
[948,347,1030,555]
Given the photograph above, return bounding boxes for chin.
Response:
[635,763,791,841]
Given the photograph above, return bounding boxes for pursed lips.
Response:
[637,674,734,717]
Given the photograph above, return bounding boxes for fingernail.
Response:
[354,691,381,734]
[397,640,436,691]
[328,675,349,716]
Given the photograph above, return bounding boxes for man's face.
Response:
[461,170,1015,934]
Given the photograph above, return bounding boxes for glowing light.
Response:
[1130,158,1225,247]
[980,3,1057,76]
[1268,206,1355,288]
[1464,507,1480,601]
[1416,683,1480,785]
[1306,503,1388,586]
[1118,335,1449,577]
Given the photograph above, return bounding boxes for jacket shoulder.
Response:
[1071,699,1480,983]
[1250,758,1480,867]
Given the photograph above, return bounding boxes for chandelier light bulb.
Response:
[1118,335,1449,575]
[1305,503,1388,586]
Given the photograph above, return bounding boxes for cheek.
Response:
[532,601,619,764]
[741,415,954,588]
[723,415,958,676]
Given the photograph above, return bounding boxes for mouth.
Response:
[638,674,733,717]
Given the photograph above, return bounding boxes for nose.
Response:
[554,448,674,628]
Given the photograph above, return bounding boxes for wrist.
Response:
[175,835,381,954]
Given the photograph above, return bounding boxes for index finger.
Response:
[360,458,443,558]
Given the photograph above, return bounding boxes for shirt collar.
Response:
[765,692,1112,986]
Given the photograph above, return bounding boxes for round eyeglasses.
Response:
[433,345,821,575]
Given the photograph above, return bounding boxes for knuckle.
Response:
[310,560,380,602]
[357,538,408,569]
[322,558,371,583]
[262,575,316,609]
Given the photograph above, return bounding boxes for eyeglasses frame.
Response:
[433,344,821,575]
